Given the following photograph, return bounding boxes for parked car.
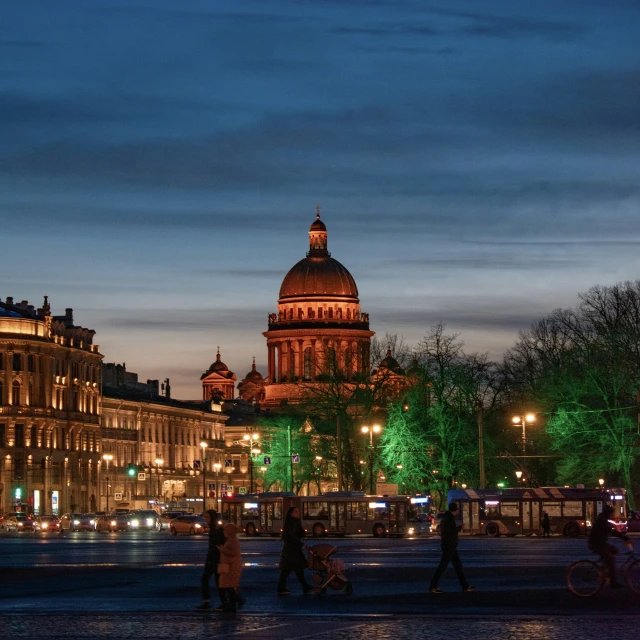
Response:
[34,515,60,532]
[158,510,187,531]
[627,511,640,533]
[0,512,24,528]
[95,513,130,532]
[4,515,35,532]
[60,513,96,532]
[169,514,209,536]
[129,510,160,531]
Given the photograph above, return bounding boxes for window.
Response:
[12,381,20,405]
[545,502,561,517]
[0,380,3,404]
[348,502,367,520]
[483,501,500,517]
[30,425,38,448]
[13,353,21,371]
[328,308,333,319]
[303,348,312,381]
[0,353,3,369]
[0,424,5,447]
[500,502,520,517]
[14,424,24,448]
[28,355,35,372]
[303,501,328,519]
[563,501,583,517]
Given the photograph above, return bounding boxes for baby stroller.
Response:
[307,543,353,595]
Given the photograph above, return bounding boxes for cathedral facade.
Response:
[234,213,375,407]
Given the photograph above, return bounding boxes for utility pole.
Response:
[476,401,485,489]
[287,423,293,493]
[336,414,342,492]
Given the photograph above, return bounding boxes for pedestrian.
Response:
[541,512,551,538]
[196,509,226,611]
[429,502,475,594]
[277,506,313,595]
[216,523,243,612]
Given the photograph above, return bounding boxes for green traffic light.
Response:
[127,466,136,477]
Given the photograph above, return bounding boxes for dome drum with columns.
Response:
[260,213,374,405]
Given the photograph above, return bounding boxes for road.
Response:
[1,532,639,638]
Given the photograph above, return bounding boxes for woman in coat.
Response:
[217,523,243,612]
[277,506,313,595]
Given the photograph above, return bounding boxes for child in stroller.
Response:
[307,543,353,595]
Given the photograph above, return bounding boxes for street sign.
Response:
[208,490,216,498]
[375,482,399,496]
[138,472,146,481]
[193,460,201,470]
[220,483,227,491]
[239,487,247,494]
[263,456,272,465]
[292,455,300,464]
[115,492,122,501]
[224,459,233,468]
[208,483,216,492]
[227,486,234,493]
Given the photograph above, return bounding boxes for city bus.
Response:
[220,492,297,537]
[448,487,627,537]
[220,491,414,537]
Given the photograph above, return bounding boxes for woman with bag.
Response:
[216,523,243,612]
[277,506,313,595]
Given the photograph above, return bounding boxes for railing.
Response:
[268,319,370,331]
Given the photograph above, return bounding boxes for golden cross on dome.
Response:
[315,204,321,217]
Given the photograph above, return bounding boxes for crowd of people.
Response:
[194,501,632,612]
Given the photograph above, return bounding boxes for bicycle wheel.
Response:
[567,560,603,597]
[625,558,640,596]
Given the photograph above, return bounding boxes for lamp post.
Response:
[599,478,605,488]
[102,453,113,512]
[361,424,382,494]
[512,413,535,453]
[213,462,221,507]
[243,433,260,493]
[154,458,163,502]
[200,441,207,511]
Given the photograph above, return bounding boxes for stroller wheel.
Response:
[344,582,354,596]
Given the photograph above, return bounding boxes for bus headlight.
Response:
[146,518,154,527]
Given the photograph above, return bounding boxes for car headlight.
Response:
[111,520,117,526]
[195,524,202,529]
[73,520,80,525]
[18,522,23,527]
[89,520,95,525]
[408,527,415,535]
[146,518,154,526]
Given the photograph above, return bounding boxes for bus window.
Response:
[484,501,499,518]
[304,501,328,519]
[545,502,561,517]
[563,501,583,517]
[242,502,259,518]
[368,502,388,520]
[349,502,367,520]
[500,502,519,517]
[274,502,282,520]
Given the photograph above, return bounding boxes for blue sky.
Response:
[2,0,639,398]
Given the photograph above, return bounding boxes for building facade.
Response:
[0,297,103,515]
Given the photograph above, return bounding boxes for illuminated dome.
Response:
[278,214,359,301]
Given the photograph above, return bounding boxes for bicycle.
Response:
[566,548,640,597]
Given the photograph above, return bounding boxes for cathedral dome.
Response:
[244,358,263,382]
[278,213,359,301]
[279,257,359,300]
[203,349,231,375]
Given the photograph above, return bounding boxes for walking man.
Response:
[429,502,475,594]
[541,512,551,537]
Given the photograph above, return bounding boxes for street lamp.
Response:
[361,424,382,494]
[212,462,221,507]
[154,458,163,502]
[102,453,113,512]
[200,441,207,511]
[243,433,260,493]
[512,413,535,453]
[599,478,605,488]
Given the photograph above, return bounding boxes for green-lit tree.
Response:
[381,324,504,508]
[504,281,640,507]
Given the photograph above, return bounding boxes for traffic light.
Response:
[127,464,137,477]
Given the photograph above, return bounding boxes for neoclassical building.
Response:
[250,213,374,407]
[0,297,103,515]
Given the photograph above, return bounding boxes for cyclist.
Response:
[588,503,632,588]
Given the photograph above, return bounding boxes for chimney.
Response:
[65,308,73,321]
[6,297,13,305]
